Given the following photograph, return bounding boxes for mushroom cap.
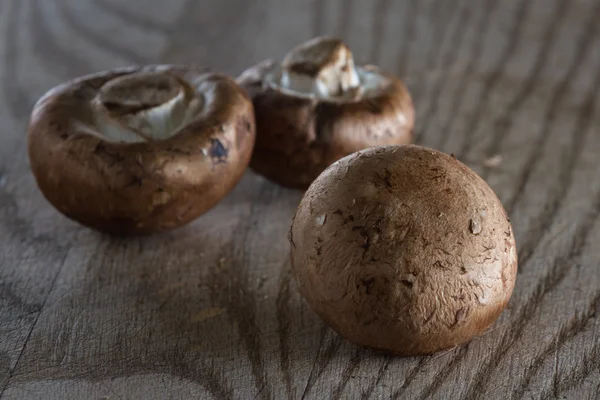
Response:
[28,65,255,235]
[289,145,518,355]
[238,37,414,189]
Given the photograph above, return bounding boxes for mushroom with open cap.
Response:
[238,36,414,189]
[28,65,255,235]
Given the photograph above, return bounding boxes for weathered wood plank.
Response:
[1,0,599,399]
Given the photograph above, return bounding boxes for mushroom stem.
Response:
[92,72,200,142]
[280,37,360,98]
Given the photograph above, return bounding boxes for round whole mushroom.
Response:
[289,145,518,355]
[238,37,414,188]
[28,65,255,235]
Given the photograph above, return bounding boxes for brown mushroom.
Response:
[289,145,518,355]
[28,65,255,235]
[238,37,414,189]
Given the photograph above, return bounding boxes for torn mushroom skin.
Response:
[28,65,255,235]
[238,37,414,189]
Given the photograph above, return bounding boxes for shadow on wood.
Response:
[6,173,320,398]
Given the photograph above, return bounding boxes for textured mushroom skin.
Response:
[28,65,255,235]
[244,68,414,189]
[289,145,518,355]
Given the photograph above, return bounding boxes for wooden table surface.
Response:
[1,0,599,399]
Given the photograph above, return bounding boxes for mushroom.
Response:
[28,65,255,235]
[289,145,518,355]
[238,37,414,189]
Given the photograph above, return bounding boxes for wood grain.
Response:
[1,0,599,399]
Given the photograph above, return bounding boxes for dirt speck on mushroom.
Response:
[470,218,482,235]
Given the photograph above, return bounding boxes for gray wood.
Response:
[1,0,599,398]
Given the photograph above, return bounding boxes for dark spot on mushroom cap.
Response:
[361,277,375,294]
[401,280,413,289]
[374,217,384,233]
[210,138,228,165]
[352,225,371,250]
[381,168,392,188]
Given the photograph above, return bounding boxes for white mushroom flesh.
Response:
[266,67,389,102]
[90,72,204,143]
[265,37,389,101]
